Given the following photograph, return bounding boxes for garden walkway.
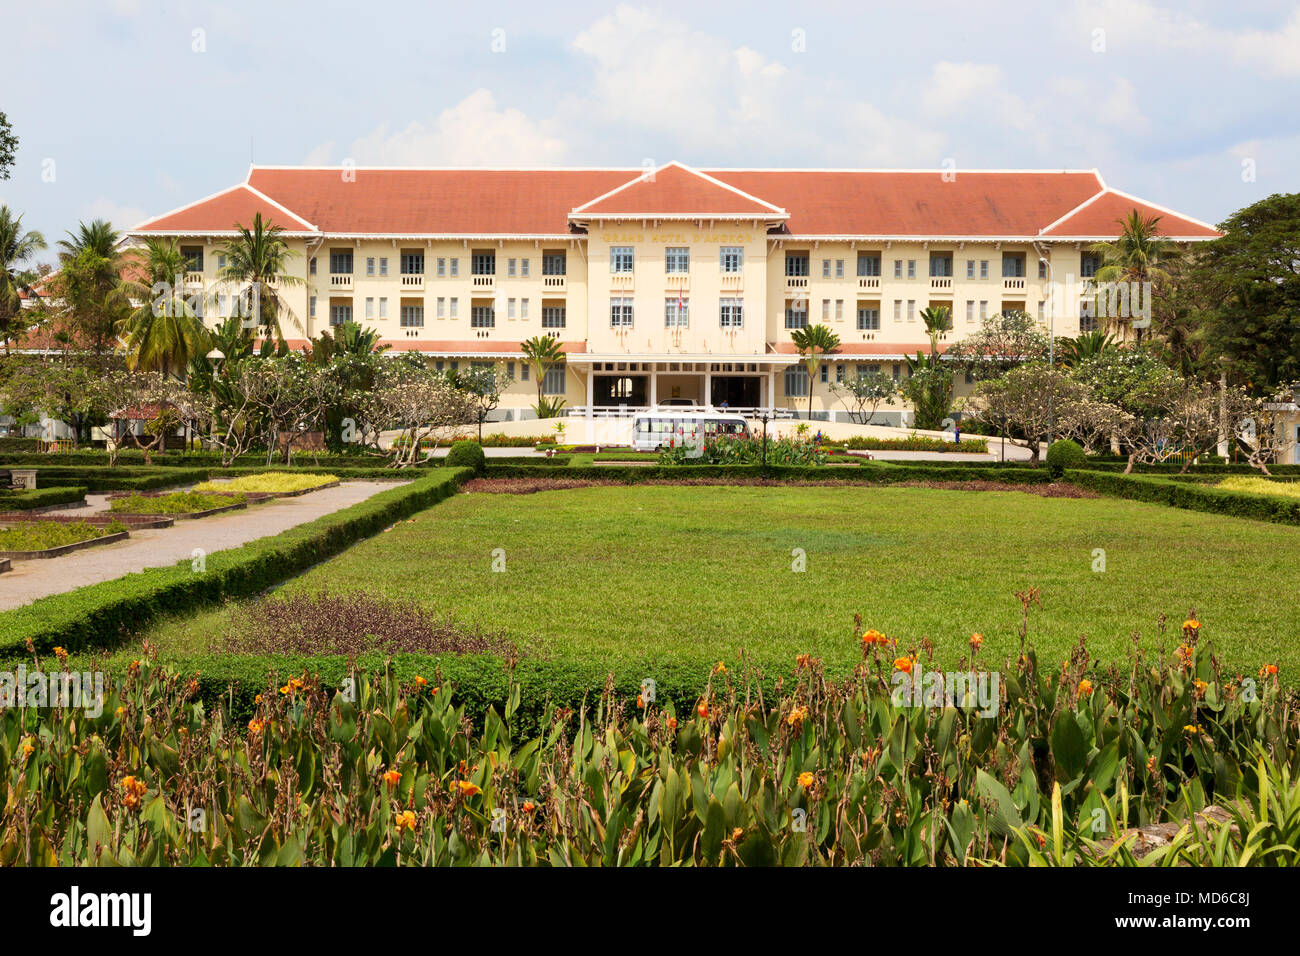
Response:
[0,481,402,612]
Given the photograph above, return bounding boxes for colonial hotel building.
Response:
[131,162,1218,424]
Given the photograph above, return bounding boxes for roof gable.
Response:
[571,162,787,219]
[134,184,317,234]
[1038,189,1221,238]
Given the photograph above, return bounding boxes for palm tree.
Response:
[119,238,209,377]
[789,323,840,419]
[312,320,387,361]
[1058,329,1116,367]
[1090,210,1178,343]
[919,305,952,358]
[520,334,565,418]
[0,205,46,354]
[53,218,127,354]
[217,213,303,344]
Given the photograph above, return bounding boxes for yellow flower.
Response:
[786,706,808,727]
[394,810,416,833]
[456,780,482,797]
[414,675,428,688]
[969,633,984,649]
[797,771,814,789]
[1260,664,1279,677]
[279,677,304,696]
[20,737,34,759]
[731,827,744,841]
[1182,619,1201,632]
[247,718,265,734]
[1077,679,1093,698]
[121,775,148,811]
[713,661,727,674]
[1183,724,1203,735]
[861,629,887,647]
[53,646,67,660]
[1193,679,1208,698]
[894,657,915,675]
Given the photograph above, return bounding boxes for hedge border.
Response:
[1065,469,1300,525]
[483,462,1057,485]
[0,468,472,658]
[0,486,88,510]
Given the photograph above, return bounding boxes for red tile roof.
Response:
[571,162,786,219]
[129,164,1218,241]
[1038,188,1220,238]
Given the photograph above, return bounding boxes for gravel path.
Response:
[0,481,403,611]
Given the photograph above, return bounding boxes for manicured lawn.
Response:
[135,484,1300,679]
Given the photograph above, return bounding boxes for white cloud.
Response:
[920,62,1036,132]
[84,197,148,231]
[337,90,570,166]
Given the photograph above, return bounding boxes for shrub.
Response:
[0,486,87,511]
[0,519,126,551]
[1067,469,1300,524]
[1046,439,1087,477]
[108,491,243,515]
[445,441,486,473]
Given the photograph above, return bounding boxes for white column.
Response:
[768,370,776,412]
[650,367,658,406]
[585,368,594,417]
[704,370,712,408]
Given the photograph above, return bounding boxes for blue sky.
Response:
[3,0,1298,263]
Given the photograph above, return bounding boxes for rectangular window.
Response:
[856,307,880,330]
[966,260,975,279]
[309,296,317,318]
[365,297,374,319]
[378,298,388,319]
[820,365,829,384]
[309,257,317,276]
[437,297,446,319]
[507,297,516,319]
[784,365,809,397]
[893,300,902,322]
[542,306,566,329]
[856,253,881,277]
[542,251,567,275]
[894,260,903,279]
[181,246,203,271]
[366,257,375,277]
[449,258,458,277]
[720,246,744,273]
[665,297,689,327]
[907,260,917,279]
[785,252,810,277]
[822,259,832,278]
[521,364,529,382]
[520,259,529,278]
[719,298,743,329]
[835,259,845,279]
[1080,301,1097,332]
[1002,253,1026,278]
[979,260,989,280]
[379,257,388,277]
[784,303,808,329]
[520,298,529,319]
[507,258,517,277]
[822,299,830,321]
[610,247,634,273]
[907,300,916,322]
[929,253,953,277]
[471,250,495,275]
[1037,259,1048,280]
[329,302,352,326]
[665,248,690,273]
[329,250,353,275]
[471,305,495,328]
[401,252,424,275]
[1080,252,1102,278]
[400,304,424,328]
[610,297,634,327]
[835,300,844,321]
[966,300,974,323]
[542,363,565,396]
[449,297,458,318]
[979,300,988,320]
[437,257,446,278]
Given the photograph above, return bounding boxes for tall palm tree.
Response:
[1057,329,1116,367]
[0,205,47,354]
[789,323,840,419]
[1090,210,1178,343]
[119,238,209,377]
[217,213,303,344]
[53,218,127,354]
[520,334,565,417]
[919,305,952,358]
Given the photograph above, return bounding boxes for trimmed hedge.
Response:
[483,462,1056,485]
[0,486,88,510]
[0,468,472,659]
[25,467,210,492]
[1065,469,1300,525]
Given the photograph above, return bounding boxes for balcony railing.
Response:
[720,273,744,292]
[330,274,353,290]
[857,276,880,291]
[1003,277,1026,291]
[543,275,567,292]
[400,274,424,290]
[471,274,495,290]
[184,271,204,287]
[610,273,634,292]
[785,276,809,291]
[665,273,690,292]
[930,277,953,291]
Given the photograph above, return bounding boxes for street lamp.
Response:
[758,410,771,478]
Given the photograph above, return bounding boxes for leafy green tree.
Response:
[1056,330,1116,367]
[52,219,128,354]
[948,310,1050,381]
[1188,192,1300,391]
[1089,210,1179,343]
[455,363,510,442]
[789,323,839,419]
[970,363,1089,466]
[0,112,17,180]
[0,205,46,354]
[830,369,896,424]
[218,213,303,344]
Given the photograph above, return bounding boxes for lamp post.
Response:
[1039,256,1056,446]
[759,410,771,479]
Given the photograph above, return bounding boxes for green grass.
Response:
[129,484,1300,679]
[108,491,242,514]
[0,519,126,551]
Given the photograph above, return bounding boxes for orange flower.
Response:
[1182,619,1201,632]
[969,633,983,649]
[455,780,482,797]
[383,769,402,788]
[1177,644,1194,666]
[861,629,887,647]
[795,653,813,670]
[697,702,709,718]
[636,696,646,709]
[247,718,265,734]
[894,657,915,675]
[797,771,814,789]
[1077,679,1093,698]
[713,661,727,675]
[121,775,148,811]
[1192,678,1207,698]
[731,827,744,841]
[522,801,536,814]
[279,677,304,696]
[786,706,808,727]
[414,675,428,689]
[20,737,34,759]
[666,716,678,732]
[394,810,416,833]
[53,646,68,661]
[1260,664,1279,677]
